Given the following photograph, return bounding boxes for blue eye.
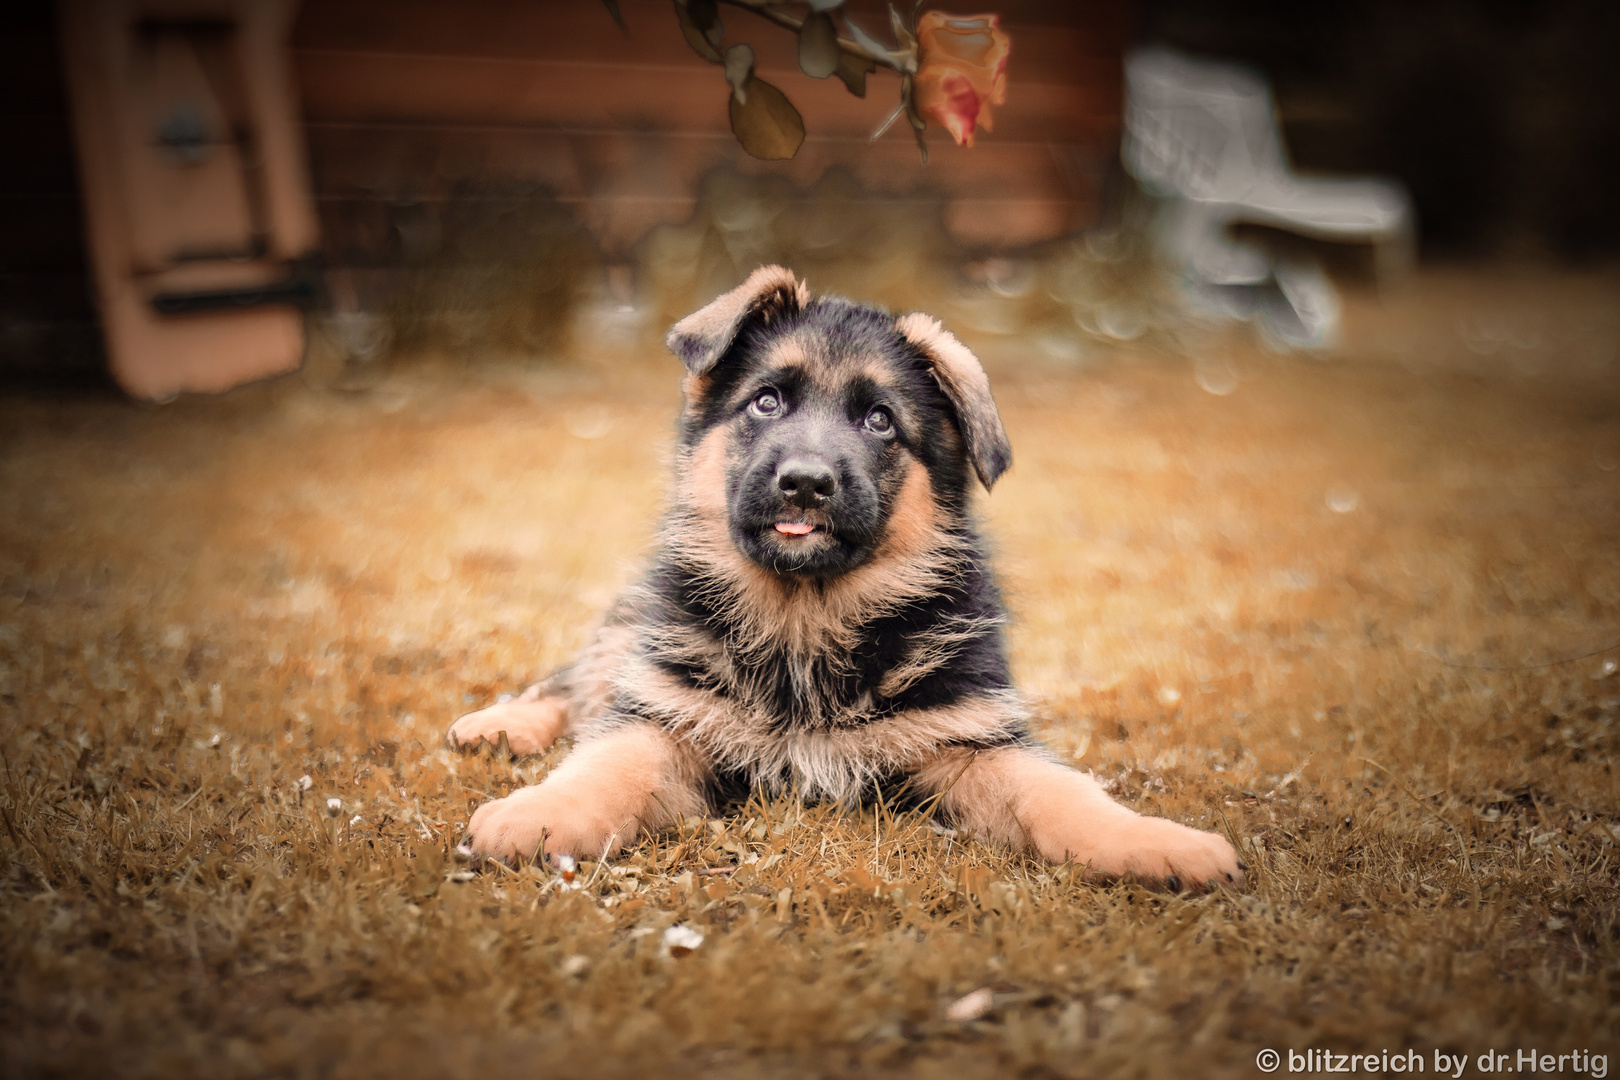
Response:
[864,407,893,435]
[751,390,781,416]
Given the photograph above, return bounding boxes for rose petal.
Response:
[913,11,1010,147]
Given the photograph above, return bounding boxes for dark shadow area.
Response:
[1140,0,1620,259]
[0,1,108,391]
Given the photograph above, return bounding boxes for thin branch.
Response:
[1424,637,1620,672]
[870,100,906,141]
[715,0,904,71]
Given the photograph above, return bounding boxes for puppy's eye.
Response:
[864,407,893,435]
[751,390,781,417]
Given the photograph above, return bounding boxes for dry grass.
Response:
[2,266,1618,1079]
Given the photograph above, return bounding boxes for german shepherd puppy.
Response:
[448,266,1241,888]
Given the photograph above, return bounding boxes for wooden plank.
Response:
[313,190,1088,254]
[303,123,1101,196]
[304,124,1099,251]
[293,50,1119,141]
[288,0,1124,253]
[292,0,1124,72]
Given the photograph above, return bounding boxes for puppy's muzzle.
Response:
[775,457,838,508]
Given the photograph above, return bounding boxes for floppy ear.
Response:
[665,265,810,376]
[896,312,1013,490]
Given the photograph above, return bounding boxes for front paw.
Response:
[1099,816,1244,889]
[446,693,567,756]
[457,785,618,865]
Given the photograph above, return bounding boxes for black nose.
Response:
[776,458,838,506]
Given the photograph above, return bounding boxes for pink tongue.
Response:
[775,522,815,536]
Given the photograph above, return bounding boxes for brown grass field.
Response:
[2,266,1618,1078]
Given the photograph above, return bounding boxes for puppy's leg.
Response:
[458,723,708,864]
[915,746,1242,888]
[446,683,570,756]
[448,620,639,755]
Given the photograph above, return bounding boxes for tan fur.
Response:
[448,607,641,758]
[665,265,809,376]
[679,371,707,412]
[759,330,815,377]
[894,311,1012,489]
[459,723,710,863]
[913,746,1244,886]
[754,332,907,400]
[446,684,570,755]
[612,654,1028,801]
[857,359,901,388]
[562,617,641,721]
[678,423,733,521]
[671,443,962,661]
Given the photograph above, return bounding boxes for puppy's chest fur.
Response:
[668,552,1005,710]
[591,554,1029,801]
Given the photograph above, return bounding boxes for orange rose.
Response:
[912,12,1010,148]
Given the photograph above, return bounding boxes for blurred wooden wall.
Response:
[291,0,1127,262]
[1,0,1124,385]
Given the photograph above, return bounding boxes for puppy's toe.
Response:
[461,794,543,863]
[446,696,568,756]
[1105,816,1243,889]
[458,786,611,865]
[1152,822,1244,889]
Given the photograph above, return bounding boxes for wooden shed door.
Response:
[60,0,318,399]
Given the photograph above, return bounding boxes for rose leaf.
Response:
[798,11,841,79]
[729,77,806,160]
[835,50,877,97]
[675,0,723,63]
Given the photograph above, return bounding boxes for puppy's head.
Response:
[667,265,1011,580]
